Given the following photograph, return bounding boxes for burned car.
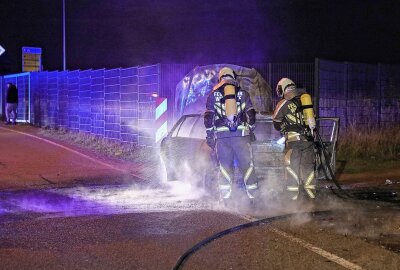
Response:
[160,64,339,199]
[160,113,339,198]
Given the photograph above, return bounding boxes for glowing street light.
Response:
[0,45,5,56]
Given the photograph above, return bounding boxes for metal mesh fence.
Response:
[1,67,161,146]
[1,60,399,145]
[104,68,121,142]
[380,64,400,127]
[318,59,400,129]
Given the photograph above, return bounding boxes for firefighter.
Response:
[272,78,316,200]
[204,67,258,201]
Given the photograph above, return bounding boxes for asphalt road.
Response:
[0,125,399,270]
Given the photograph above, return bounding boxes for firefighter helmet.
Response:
[218,67,236,82]
[276,78,296,97]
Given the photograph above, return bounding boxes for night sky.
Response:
[0,0,399,74]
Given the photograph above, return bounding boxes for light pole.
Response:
[63,0,66,71]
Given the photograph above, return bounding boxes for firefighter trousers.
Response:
[215,136,258,199]
[286,140,316,200]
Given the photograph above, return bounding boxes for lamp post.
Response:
[63,0,66,71]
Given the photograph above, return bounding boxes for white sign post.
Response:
[0,45,5,56]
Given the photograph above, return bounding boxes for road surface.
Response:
[0,124,399,269]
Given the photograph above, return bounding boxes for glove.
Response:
[228,122,237,132]
[226,116,238,132]
[206,136,216,149]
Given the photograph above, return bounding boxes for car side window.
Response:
[172,116,198,138]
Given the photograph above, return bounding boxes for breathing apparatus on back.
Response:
[218,67,238,131]
[300,93,316,134]
[276,78,316,134]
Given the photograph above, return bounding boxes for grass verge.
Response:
[337,125,400,173]
[38,125,400,176]
[38,127,158,164]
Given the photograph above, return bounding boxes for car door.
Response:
[315,117,340,180]
[160,114,209,181]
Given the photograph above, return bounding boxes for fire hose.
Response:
[172,210,332,270]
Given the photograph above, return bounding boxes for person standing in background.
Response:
[6,82,18,125]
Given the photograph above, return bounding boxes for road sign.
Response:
[22,46,42,72]
[0,45,5,56]
[22,47,42,54]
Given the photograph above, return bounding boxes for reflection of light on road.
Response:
[0,183,217,218]
[64,183,204,207]
[0,190,116,217]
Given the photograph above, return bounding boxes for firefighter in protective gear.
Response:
[273,78,316,200]
[204,67,258,200]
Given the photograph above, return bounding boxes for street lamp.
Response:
[0,45,5,57]
[63,0,66,71]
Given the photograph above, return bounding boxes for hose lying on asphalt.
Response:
[172,210,331,270]
[172,202,400,270]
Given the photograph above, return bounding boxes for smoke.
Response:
[0,179,217,219]
[314,199,400,240]
[158,138,216,202]
[126,119,156,139]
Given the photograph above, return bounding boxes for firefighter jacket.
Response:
[272,88,313,142]
[204,78,256,139]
